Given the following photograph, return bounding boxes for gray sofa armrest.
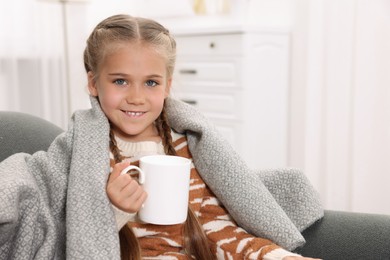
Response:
[0,111,63,161]
[295,210,390,260]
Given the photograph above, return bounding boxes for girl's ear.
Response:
[87,71,98,97]
[165,78,172,98]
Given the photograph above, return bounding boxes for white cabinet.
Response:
[171,26,290,169]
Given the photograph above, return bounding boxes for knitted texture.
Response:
[0,96,323,259]
[165,97,324,250]
[0,97,119,259]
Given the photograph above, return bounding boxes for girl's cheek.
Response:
[104,89,125,104]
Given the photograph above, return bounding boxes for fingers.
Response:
[121,178,144,201]
[107,162,147,213]
[108,161,130,183]
[121,182,148,211]
[116,178,147,213]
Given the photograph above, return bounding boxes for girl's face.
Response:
[88,42,171,142]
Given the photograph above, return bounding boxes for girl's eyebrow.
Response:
[108,73,129,77]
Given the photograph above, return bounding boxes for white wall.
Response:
[348,0,390,214]
[289,0,390,214]
[0,0,69,128]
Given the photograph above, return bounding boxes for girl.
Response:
[84,14,320,260]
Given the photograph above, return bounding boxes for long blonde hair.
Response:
[84,14,213,259]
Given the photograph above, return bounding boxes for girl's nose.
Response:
[126,85,145,104]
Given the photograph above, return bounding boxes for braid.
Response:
[109,126,142,259]
[109,127,125,163]
[155,103,177,156]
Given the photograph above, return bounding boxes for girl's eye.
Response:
[114,79,127,86]
[145,80,157,87]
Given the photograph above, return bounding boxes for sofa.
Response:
[1,111,390,260]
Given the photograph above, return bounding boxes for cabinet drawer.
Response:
[174,61,238,85]
[173,91,241,119]
[175,34,243,56]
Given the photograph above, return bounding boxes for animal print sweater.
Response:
[110,132,300,260]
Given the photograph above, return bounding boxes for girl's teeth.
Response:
[127,112,143,116]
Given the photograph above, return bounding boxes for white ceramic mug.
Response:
[120,155,191,225]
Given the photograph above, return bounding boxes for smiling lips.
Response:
[124,111,146,117]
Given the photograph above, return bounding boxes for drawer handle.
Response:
[181,99,198,106]
[179,69,197,75]
[209,42,215,48]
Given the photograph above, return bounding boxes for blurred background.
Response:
[0,0,389,215]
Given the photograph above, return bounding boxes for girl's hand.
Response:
[106,161,147,213]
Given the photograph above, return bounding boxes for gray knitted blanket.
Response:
[0,97,323,259]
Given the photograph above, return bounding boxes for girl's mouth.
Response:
[123,111,146,117]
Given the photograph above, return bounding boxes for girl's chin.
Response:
[116,131,142,140]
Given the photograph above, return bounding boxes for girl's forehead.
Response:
[101,42,166,65]
[99,41,168,75]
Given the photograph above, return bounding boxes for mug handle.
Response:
[120,165,145,184]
